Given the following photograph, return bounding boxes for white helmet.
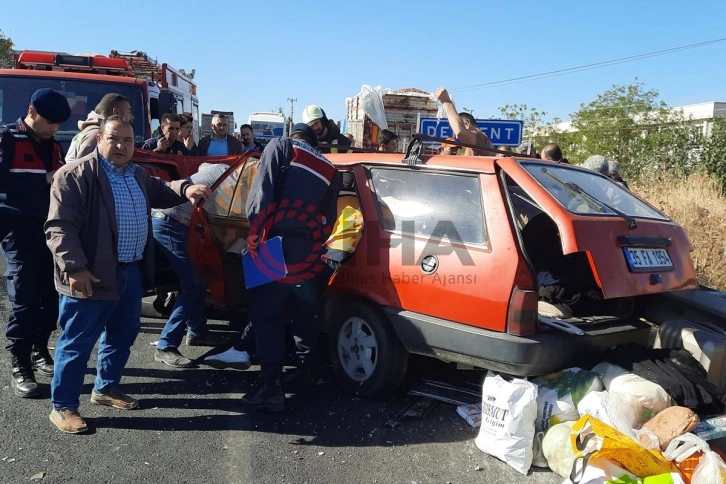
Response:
[302,104,325,124]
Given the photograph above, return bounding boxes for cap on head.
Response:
[302,105,324,125]
[517,142,536,155]
[290,123,318,147]
[582,154,610,175]
[30,88,71,124]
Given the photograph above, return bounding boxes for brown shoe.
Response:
[90,388,139,410]
[49,408,88,434]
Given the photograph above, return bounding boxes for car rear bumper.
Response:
[384,308,651,377]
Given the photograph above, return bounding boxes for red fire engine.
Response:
[0,50,199,150]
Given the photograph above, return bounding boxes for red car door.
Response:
[188,154,261,306]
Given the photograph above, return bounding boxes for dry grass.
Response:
[631,172,726,290]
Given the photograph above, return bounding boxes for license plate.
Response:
[623,247,673,272]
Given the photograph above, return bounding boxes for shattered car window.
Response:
[204,158,260,219]
[522,162,667,220]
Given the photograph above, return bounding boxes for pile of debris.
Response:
[408,322,726,482]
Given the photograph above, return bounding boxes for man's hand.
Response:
[246,234,261,258]
[184,183,212,203]
[434,87,452,104]
[69,269,100,298]
[46,170,57,185]
[156,137,171,152]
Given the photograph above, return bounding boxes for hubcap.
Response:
[337,316,378,382]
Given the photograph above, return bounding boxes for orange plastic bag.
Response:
[570,414,679,479]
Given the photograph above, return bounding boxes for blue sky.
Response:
[4,1,726,127]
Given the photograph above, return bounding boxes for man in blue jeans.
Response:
[152,163,230,368]
[45,116,212,433]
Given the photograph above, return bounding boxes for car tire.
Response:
[328,300,408,398]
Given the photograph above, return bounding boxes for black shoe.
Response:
[282,366,321,394]
[154,348,195,368]
[11,353,40,398]
[31,346,55,377]
[240,381,285,413]
[185,332,230,347]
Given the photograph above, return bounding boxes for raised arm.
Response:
[433,87,477,145]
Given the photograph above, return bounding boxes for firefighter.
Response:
[0,88,71,398]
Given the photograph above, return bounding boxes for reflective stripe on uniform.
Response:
[290,142,336,185]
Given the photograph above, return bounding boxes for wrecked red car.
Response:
[138,140,707,397]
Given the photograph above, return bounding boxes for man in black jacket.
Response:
[198,114,243,156]
[141,113,190,155]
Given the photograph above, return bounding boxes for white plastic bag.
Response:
[591,362,672,422]
[542,421,577,477]
[474,371,538,475]
[358,85,388,130]
[576,391,641,437]
[533,367,603,432]
[691,450,726,484]
[663,433,710,463]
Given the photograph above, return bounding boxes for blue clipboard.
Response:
[242,236,287,289]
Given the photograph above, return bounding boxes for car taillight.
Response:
[507,287,538,335]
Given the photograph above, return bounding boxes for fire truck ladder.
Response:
[109,50,162,84]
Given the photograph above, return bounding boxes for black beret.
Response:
[290,123,318,147]
[30,88,71,124]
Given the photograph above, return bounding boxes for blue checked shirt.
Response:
[98,155,148,262]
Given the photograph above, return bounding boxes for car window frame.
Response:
[366,165,489,247]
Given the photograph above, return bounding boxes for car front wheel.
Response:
[329,301,408,398]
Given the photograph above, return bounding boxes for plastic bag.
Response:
[570,414,679,478]
[358,85,388,130]
[641,473,685,483]
[591,362,672,422]
[533,367,603,432]
[662,431,709,463]
[542,421,577,477]
[663,433,710,484]
[690,450,726,484]
[577,391,641,437]
[474,371,538,475]
[564,456,639,484]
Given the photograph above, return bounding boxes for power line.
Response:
[451,37,726,93]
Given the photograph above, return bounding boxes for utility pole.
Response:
[462,107,475,117]
[287,97,297,134]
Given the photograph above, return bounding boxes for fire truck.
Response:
[0,50,199,151]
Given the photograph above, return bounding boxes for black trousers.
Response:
[1,217,58,353]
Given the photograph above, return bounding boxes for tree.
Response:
[546,80,700,179]
[0,28,13,68]
[497,104,546,140]
[700,118,726,193]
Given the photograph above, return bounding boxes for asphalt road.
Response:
[0,257,562,484]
